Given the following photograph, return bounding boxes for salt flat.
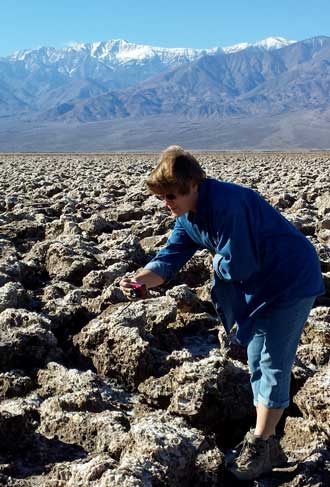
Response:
[0,152,329,486]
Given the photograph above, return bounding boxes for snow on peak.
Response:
[223,42,250,54]
[7,37,298,65]
[22,38,215,65]
[223,37,296,53]
[9,49,33,61]
[254,37,296,49]
[9,46,57,62]
[84,39,216,63]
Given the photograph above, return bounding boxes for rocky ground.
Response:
[0,152,329,487]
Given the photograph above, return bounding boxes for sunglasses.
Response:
[154,193,177,201]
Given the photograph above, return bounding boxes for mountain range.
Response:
[0,36,329,150]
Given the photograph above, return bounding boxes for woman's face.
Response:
[154,182,199,217]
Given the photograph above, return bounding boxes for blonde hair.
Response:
[146,146,206,195]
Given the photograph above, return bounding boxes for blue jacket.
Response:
[145,178,325,343]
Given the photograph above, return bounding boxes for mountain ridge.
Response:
[7,36,295,63]
[38,36,330,122]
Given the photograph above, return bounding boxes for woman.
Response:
[120,146,324,480]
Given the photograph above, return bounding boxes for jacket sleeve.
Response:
[212,207,260,282]
[144,218,200,281]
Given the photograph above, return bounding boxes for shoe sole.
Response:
[228,465,273,481]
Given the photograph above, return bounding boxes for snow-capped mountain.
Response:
[0,36,296,112]
[1,35,329,126]
[43,35,329,123]
[1,35,329,150]
[2,40,220,109]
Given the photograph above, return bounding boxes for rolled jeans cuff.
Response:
[256,393,290,409]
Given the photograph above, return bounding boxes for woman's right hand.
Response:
[119,269,164,299]
[119,277,138,300]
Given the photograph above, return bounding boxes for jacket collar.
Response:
[187,177,210,223]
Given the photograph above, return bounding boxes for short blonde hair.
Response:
[146,146,206,195]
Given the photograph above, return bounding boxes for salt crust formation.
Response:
[0,152,329,486]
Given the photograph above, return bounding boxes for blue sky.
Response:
[1,0,328,56]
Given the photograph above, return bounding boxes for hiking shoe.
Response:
[268,434,288,467]
[227,431,272,480]
[230,428,288,467]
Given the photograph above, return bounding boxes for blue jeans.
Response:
[247,296,315,409]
